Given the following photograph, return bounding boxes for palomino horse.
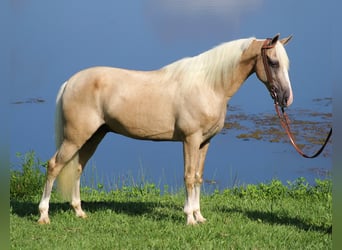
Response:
[38,34,293,225]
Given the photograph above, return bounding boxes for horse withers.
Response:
[38,34,292,225]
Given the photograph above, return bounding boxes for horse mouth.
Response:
[270,87,292,108]
[270,88,286,108]
[270,87,279,105]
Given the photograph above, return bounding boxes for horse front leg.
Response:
[193,141,210,223]
[183,135,201,225]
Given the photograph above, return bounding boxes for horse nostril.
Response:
[280,90,292,107]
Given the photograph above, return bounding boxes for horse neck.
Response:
[222,40,261,101]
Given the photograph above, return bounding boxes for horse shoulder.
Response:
[175,88,227,137]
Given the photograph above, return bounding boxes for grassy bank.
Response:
[10,152,332,249]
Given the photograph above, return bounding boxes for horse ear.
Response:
[270,33,280,45]
[280,35,293,46]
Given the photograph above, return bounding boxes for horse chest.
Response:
[202,114,225,140]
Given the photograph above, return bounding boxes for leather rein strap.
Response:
[261,39,332,158]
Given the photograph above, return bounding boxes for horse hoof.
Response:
[78,213,87,219]
[186,217,198,226]
[197,217,207,224]
[187,221,198,226]
[194,211,207,223]
[38,217,50,225]
[76,211,87,219]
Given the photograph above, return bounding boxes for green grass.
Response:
[10,152,332,249]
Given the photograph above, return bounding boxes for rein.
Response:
[261,39,332,158]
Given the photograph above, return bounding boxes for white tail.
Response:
[55,81,79,201]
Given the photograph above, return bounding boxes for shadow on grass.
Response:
[245,209,332,234]
[220,206,331,234]
[11,200,331,234]
[10,199,183,223]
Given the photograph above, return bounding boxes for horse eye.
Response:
[267,57,279,68]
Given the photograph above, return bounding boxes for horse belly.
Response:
[106,115,176,140]
[104,95,177,141]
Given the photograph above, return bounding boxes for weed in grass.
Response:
[10,151,47,201]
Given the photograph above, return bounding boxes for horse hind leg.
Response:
[38,153,58,224]
[38,141,79,224]
[70,125,108,219]
[70,168,86,219]
[62,153,87,219]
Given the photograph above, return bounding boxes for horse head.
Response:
[255,34,293,108]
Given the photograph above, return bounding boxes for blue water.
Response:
[8,1,333,191]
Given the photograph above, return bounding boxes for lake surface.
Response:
[8,2,333,191]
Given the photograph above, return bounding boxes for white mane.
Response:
[162,38,255,91]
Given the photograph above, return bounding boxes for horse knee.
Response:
[46,157,60,178]
[184,175,196,189]
[46,153,68,178]
[195,173,203,185]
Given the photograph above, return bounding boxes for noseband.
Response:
[261,39,332,158]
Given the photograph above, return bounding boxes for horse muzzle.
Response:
[270,87,293,108]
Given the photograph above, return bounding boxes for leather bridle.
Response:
[261,38,332,158]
